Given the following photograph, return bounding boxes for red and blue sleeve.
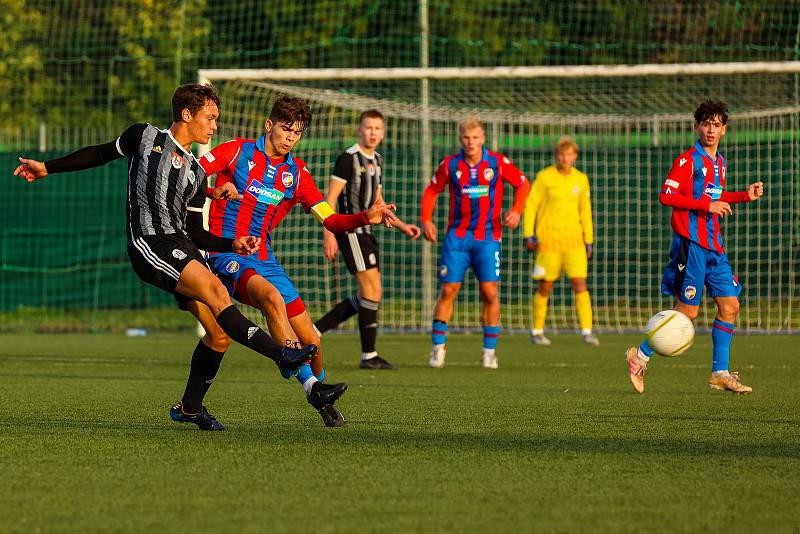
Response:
[659,155,710,211]
[421,159,449,223]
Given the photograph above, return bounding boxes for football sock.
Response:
[432,320,448,346]
[575,290,593,333]
[357,297,380,353]
[711,319,734,372]
[315,295,359,333]
[181,340,225,413]
[362,351,378,361]
[482,325,501,350]
[638,339,654,361]
[295,363,318,396]
[532,293,548,331]
[215,305,283,363]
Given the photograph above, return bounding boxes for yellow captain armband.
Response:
[310,201,335,223]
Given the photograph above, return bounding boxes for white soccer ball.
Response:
[645,310,695,357]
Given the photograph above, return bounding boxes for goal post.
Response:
[198,62,800,333]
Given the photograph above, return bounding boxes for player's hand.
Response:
[322,229,339,261]
[709,201,732,218]
[503,210,521,229]
[403,223,422,240]
[747,181,764,201]
[586,244,593,259]
[365,197,397,225]
[212,182,242,200]
[14,157,48,182]
[233,235,260,255]
[422,221,437,243]
[525,236,538,253]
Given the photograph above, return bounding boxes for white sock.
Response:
[532,329,544,336]
[361,351,378,361]
[580,329,592,336]
[302,376,318,396]
[482,348,496,358]
[637,348,651,362]
[433,343,445,354]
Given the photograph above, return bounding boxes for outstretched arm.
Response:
[15,141,121,182]
[375,188,421,239]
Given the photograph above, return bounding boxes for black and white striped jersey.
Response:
[116,123,206,240]
[331,144,383,235]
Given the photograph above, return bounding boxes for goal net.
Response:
[200,64,800,333]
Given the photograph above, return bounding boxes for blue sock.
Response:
[712,319,734,372]
[295,363,314,386]
[482,325,501,350]
[639,339,654,359]
[432,320,448,346]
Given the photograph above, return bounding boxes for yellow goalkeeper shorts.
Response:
[532,246,588,281]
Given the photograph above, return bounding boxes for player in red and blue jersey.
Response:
[626,100,764,394]
[421,117,530,369]
[194,96,395,427]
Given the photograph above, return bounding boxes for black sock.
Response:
[358,297,379,353]
[215,305,282,362]
[181,340,225,413]
[315,295,359,333]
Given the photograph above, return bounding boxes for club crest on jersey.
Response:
[684,285,697,300]
[171,152,184,169]
[704,181,723,200]
[246,179,285,205]
[171,249,187,260]
[225,260,240,274]
[281,171,294,187]
[152,145,163,154]
[572,185,580,195]
[439,265,448,277]
[461,185,489,198]
[483,168,494,180]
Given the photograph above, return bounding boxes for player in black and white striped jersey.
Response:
[13,83,341,430]
[316,109,421,369]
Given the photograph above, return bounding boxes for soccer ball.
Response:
[645,310,695,357]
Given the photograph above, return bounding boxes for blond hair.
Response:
[458,117,485,135]
[555,136,578,155]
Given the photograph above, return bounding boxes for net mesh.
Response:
[209,74,799,333]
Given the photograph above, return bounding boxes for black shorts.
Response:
[127,233,207,309]
[336,232,380,274]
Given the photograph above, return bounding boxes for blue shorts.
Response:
[660,234,742,305]
[439,231,501,283]
[207,252,300,306]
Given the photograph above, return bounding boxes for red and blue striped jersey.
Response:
[661,140,728,253]
[426,148,527,241]
[200,135,325,260]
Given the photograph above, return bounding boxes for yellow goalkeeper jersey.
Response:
[523,165,593,252]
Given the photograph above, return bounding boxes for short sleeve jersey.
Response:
[331,144,382,235]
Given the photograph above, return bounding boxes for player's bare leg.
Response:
[571,277,598,346]
[170,300,230,430]
[175,260,314,378]
[429,282,461,368]
[354,268,393,369]
[708,296,751,394]
[531,280,554,345]
[478,281,501,369]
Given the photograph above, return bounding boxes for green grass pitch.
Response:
[2,332,799,533]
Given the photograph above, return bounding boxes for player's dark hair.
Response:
[359,109,384,123]
[694,100,728,125]
[269,95,312,132]
[172,83,220,122]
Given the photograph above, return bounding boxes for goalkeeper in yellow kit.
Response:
[523,136,599,346]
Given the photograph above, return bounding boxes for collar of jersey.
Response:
[256,134,295,167]
[459,147,489,165]
[161,126,193,158]
[693,139,722,164]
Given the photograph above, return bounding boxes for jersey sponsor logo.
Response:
[171,249,187,260]
[703,181,723,199]
[483,168,494,180]
[152,145,163,154]
[171,152,184,169]
[461,185,490,198]
[679,158,687,167]
[684,285,697,300]
[247,160,256,171]
[246,179,285,205]
[665,179,680,188]
[281,171,294,187]
[203,152,215,162]
[225,260,240,274]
